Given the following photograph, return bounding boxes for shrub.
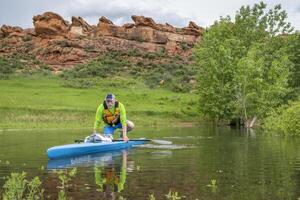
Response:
[264,98,300,135]
[0,57,23,79]
[21,35,32,42]
[180,42,190,51]
[60,51,196,92]
[61,78,95,89]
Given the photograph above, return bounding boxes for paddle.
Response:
[74,138,172,145]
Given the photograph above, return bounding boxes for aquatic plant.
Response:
[56,167,77,189]
[55,168,77,200]
[26,177,44,200]
[118,195,127,200]
[2,172,26,200]
[2,172,44,200]
[148,193,156,200]
[165,190,182,200]
[206,179,217,193]
[207,179,217,187]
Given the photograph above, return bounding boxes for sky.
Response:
[0,0,299,30]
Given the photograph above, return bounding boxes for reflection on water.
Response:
[1,126,300,200]
[48,150,130,199]
[47,151,125,169]
[138,144,190,149]
[150,150,172,159]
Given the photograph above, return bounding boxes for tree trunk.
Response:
[245,116,257,128]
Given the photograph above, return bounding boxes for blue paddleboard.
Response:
[47,140,146,159]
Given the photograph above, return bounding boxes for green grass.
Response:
[0,75,201,130]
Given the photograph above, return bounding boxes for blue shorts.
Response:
[103,123,122,135]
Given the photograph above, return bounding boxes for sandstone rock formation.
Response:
[0,12,204,69]
[33,12,68,37]
[69,16,93,36]
[1,25,25,37]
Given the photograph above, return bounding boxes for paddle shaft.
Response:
[74,139,151,143]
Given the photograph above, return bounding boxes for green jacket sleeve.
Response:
[94,104,104,130]
[119,103,127,126]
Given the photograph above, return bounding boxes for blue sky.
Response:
[0,0,299,30]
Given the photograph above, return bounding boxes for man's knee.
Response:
[126,120,134,132]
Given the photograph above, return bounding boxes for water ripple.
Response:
[137,144,191,149]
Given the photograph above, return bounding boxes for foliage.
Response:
[60,51,197,92]
[148,193,156,200]
[61,54,128,79]
[206,179,217,187]
[2,172,27,200]
[234,37,292,120]
[180,42,191,51]
[206,179,218,193]
[0,55,51,79]
[2,172,44,200]
[286,32,300,98]
[165,190,182,200]
[21,35,33,42]
[55,168,77,200]
[56,168,77,189]
[26,177,44,200]
[193,2,294,124]
[264,98,300,135]
[0,57,22,79]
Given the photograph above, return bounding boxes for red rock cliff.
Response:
[0,12,203,69]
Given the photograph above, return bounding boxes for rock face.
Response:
[1,25,25,37]
[33,12,68,37]
[69,16,94,36]
[0,12,204,69]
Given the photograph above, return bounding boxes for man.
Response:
[93,93,134,142]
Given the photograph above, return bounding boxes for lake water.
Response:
[0,125,300,200]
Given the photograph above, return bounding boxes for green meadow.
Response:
[0,75,200,130]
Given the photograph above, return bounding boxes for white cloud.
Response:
[63,0,197,27]
[0,0,299,30]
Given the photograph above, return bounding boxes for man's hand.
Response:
[122,125,128,142]
[123,135,129,142]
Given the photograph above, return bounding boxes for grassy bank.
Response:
[0,75,200,130]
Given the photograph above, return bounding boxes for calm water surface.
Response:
[0,126,300,200]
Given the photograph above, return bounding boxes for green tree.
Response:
[193,2,294,126]
[286,32,300,98]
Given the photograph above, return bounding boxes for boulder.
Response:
[97,22,168,44]
[156,23,176,33]
[182,21,204,36]
[69,16,93,36]
[1,25,24,37]
[131,15,157,28]
[96,16,116,37]
[123,23,135,29]
[99,16,113,24]
[24,28,36,36]
[33,12,68,37]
